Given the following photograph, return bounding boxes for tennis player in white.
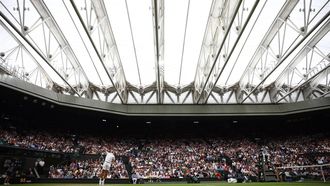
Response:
[99,152,115,185]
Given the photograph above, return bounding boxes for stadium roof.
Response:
[0,0,329,104]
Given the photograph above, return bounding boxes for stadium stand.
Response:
[1,125,329,183]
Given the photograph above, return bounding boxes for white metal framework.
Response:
[0,0,329,104]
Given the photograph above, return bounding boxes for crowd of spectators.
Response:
[129,138,259,180]
[0,127,137,155]
[1,127,329,181]
[264,136,330,168]
[1,158,35,184]
[262,136,330,180]
[77,137,136,156]
[48,158,128,179]
[0,129,76,153]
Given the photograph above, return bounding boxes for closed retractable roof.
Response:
[0,0,329,104]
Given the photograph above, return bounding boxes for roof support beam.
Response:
[273,19,330,103]
[193,0,242,104]
[318,72,330,97]
[69,0,127,103]
[239,2,330,103]
[0,11,80,97]
[30,0,90,95]
[201,0,261,104]
[0,23,53,89]
[152,0,165,104]
[239,0,299,85]
[280,56,330,102]
[278,65,330,103]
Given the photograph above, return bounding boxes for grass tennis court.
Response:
[7,182,330,186]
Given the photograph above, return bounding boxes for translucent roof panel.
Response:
[105,0,155,87]
[164,0,212,87]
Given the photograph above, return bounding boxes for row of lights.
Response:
[23,96,55,109]
[194,120,239,124]
[100,120,239,125]
[100,120,154,127]
[101,119,119,128]
[101,120,239,125]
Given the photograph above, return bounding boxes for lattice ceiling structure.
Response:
[0,0,329,104]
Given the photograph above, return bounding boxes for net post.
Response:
[275,167,280,181]
[320,165,325,183]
